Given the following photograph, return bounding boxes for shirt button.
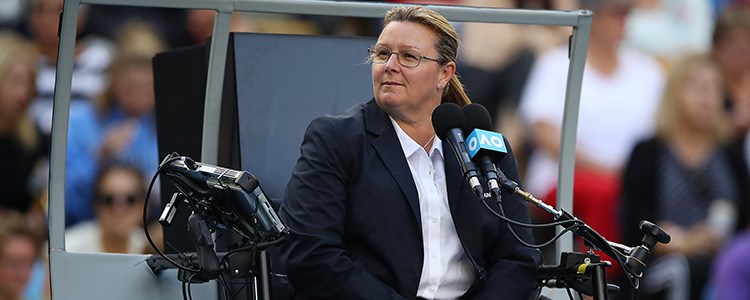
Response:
[432,253,438,259]
[431,217,438,224]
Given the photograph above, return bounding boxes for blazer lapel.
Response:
[364,100,422,225]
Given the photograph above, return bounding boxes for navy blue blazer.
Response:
[279,99,540,299]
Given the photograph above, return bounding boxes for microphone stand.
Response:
[492,175,670,300]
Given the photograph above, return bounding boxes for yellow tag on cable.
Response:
[577,263,589,274]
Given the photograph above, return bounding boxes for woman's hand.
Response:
[657,222,723,257]
[99,120,137,160]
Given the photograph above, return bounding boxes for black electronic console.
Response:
[158,153,287,241]
[146,152,289,299]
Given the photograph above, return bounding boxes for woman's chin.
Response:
[376,93,405,107]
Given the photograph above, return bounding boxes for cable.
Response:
[482,197,583,228]
[483,191,642,292]
[218,273,234,300]
[480,198,582,248]
[181,280,188,300]
[143,154,201,274]
[187,273,197,300]
[220,235,287,268]
[565,285,575,300]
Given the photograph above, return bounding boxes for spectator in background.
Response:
[65,22,164,227]
[625,0,714,66]
[620,54,749,300]
[712,228,750,300]
[112,21,168,59]
[0,31,49,214]
[712,7,750,139]
[518,0,664,247]
[0,0,29,35]
[185,10,218,45]
[457,0,536,147]
[185,9,302,46]
[82,6,191,49]
[27,0,113,136]
[0,212,46,300]
[66,163,149,254]
[457,0,575,171]
[711,0,750,19]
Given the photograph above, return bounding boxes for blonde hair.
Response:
[655,54,730,143]
[383,6,471,106]
[0,30,40,151]
[114,21,167,59]
[95,21,165,115]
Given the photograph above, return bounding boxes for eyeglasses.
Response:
[367,45,439,67]
[98,193,139,207]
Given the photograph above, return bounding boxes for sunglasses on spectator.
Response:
[98,193,140,206]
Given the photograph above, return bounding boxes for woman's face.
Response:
[0,61,34,122]
[714,28,750,78]
[678,63,723,130]
[30,0,63,47]
[114,65,155,117]
[590,4,630,49]
[372,21,454,121]
[95,168,145,242]
[0,235,37,300]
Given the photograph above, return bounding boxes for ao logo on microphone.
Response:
[465,129,507,159]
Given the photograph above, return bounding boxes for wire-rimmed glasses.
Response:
[367,45,439,67]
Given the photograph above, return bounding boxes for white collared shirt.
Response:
[390,117,474,300]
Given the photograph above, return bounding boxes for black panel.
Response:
[153,44,208,253]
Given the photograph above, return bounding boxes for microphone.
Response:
[463,103,507,199]
[432,102,484,199]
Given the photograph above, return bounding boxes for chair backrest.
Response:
[234,33,375,199]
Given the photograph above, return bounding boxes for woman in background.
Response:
[65,163,149,254]
[712,7,750,139]
[621,54,749,300]
[65,22,165,227]
[0,31,49,214]
[0,212,46,300]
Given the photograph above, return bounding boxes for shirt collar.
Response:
[389,116,443,158]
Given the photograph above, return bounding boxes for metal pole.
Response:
[555,10,593,260]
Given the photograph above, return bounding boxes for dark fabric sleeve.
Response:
[278,116,406,300]
[464,139,542,300]
[620,138,659,247]
[726,138,750,231]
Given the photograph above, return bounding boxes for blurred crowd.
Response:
[0,0,749,299]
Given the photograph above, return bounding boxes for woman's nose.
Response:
[384,53,400,72]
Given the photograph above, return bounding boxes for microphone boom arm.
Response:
[494,170,670,280]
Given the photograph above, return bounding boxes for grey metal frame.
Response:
[49,0,591,298]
